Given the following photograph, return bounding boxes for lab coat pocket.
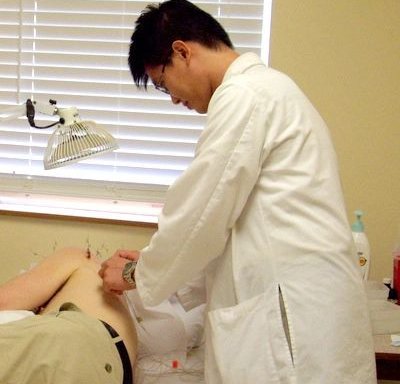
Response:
[206,291,296,384]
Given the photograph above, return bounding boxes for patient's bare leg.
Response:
[0,247,137,364]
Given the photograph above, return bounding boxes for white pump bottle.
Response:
[351,210,371,280]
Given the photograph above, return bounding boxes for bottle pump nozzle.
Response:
[351,210,365,233]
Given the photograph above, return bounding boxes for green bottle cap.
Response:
[351,210,365,233]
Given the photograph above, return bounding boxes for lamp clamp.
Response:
[26,99,64,129]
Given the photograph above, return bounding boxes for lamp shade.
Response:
[44,120,118,170]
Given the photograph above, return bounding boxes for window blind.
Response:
[0,0,272,219]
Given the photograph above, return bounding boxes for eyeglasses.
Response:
[154,58,170,95]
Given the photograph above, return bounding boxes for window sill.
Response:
[0,191,161,227]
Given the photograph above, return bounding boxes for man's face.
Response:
[146,54,212,114]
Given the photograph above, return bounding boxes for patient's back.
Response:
[41,256,137,365]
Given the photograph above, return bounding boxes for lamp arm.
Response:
[29,99,59,116]
[0,104,27,122]
[0,99,63,129]
[26,99,63,129]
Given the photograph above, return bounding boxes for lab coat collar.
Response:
[222,52,266,83]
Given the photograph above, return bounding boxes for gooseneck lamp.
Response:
[0,99,118,169]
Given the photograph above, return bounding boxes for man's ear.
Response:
[171,40,191,63]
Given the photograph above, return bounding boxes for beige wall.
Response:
[0,1,399,283]
[269,0,400,280]
[0,214,156,283]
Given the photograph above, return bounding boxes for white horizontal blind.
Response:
[0,0,271,211]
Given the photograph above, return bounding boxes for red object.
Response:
[393,254,400,305]
[172,360,179,369]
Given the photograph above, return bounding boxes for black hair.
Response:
[128,0,233,88]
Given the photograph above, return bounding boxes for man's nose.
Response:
[171,95,180,105]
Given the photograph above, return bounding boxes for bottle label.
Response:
[358,252,367,267]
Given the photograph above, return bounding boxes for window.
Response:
[0,0,272,222]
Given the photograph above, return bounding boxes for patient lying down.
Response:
[0,247,137,384]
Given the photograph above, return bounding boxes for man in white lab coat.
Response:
[99,0,377,382]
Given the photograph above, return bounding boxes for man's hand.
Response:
[112,249,140,262]
[98,250,140,294]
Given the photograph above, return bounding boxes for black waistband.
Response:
[100,320,133,384]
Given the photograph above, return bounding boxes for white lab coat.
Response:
[124,277,206,384]
[136,53,377,383]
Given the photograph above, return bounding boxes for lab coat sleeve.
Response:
[136,80,271,306]
[175,272,206,311]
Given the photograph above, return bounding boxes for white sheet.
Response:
[0,310,35,325]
